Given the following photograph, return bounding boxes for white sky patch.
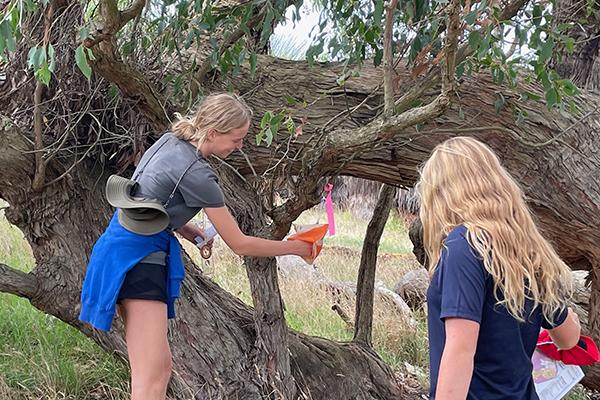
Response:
[271,2,324,58]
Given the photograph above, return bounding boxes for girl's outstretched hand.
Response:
[290,239,314,257]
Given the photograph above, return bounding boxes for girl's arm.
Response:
[203,206,313,258]
[547,307,581,350]
[435,317,479,400]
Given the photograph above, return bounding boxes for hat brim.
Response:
[106,175,170,236]
[118,208,169,236]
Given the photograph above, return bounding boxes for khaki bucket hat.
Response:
[105,175,169,235]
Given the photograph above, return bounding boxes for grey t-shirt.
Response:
[132,132,225,230]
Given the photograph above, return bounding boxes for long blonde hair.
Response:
[418,136,571,322]
[172,92,253,142]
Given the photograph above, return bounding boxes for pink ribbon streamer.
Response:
[324,184,335,236]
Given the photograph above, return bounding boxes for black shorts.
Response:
[117,262,168,304]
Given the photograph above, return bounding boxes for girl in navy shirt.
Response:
[418,137,581,400]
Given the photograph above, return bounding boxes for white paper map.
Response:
[533,348,584,400]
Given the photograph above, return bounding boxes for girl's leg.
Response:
[119,299,172,400]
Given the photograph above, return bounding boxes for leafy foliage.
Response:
[0,0,598,141]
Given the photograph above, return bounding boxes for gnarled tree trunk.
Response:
[2,0,600,394]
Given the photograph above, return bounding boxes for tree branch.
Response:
[32,81,46,192]
[0,263,39,299]
[394,0,531,114]
[383,0,399,116]
[353,184,395,346]
[190,12,265,102]
[120,0,145,27]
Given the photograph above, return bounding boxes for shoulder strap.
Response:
[163,159,198,208]
[132,135,172,182]
[132,134,198,209]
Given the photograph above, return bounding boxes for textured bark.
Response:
[0,263,39,298]
[4,58,600,394]
[551,0,600,93]
[4,50,600,393]
[354,184,396,345]
[2,0,600,394]
[0,115,401,399]
[217,168,296,399]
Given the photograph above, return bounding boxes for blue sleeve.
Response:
[439,228,487,324]
[541,306,568,329]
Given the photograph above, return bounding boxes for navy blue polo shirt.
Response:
[427,225,567,400]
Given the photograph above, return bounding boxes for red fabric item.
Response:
[537,330,600,366]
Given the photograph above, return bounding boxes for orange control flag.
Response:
[287,223,329,264]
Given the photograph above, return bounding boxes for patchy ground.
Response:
[396,370,429,399]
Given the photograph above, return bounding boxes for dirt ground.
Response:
[396,370,429,399]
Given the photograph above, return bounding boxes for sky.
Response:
[271,2,322,57]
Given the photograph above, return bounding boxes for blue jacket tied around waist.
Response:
[79,211,185,331]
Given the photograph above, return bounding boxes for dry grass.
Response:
[185,207,430,376]
[3,202,428,398]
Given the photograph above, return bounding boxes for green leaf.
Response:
[109,84,119,98]
[157,20,167,35]
[209,37,219,51]
[185,31,195,49]
[285,94,297,105]
[1,21,15,52]
[374,0,384,26]
[75,45,92,82]
[259,9,275,46]
[560,79,581,96]
[563,37,574,53]
[220,48,232,73]
[465,11,477,25]
[264,127,273,146]
[532,5,543,26]
[541,72,552,89]
[47,43,55,72]
[477,34,490,59]
[79,27,90,40]
[539,37,554,62]
[24,0,37,12]
[85,47,96,61]
[545,88,558,110]
[270,113,285,126]
[569,101,578,114]
[261,112,270,129]
[515,111,524,126]
[556,23,573,32]
[197,22,210,32]
[306,41,324,67]
[27,46,38,68]
[37,61,51,85]
[469,31,480,50]
[374,49,383,67]
[494,97,504,115]
[456,62,465,79]
[0,33,6,54]
[365,28,376,43]
[523,91,542,101]
[162,74,174,84]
